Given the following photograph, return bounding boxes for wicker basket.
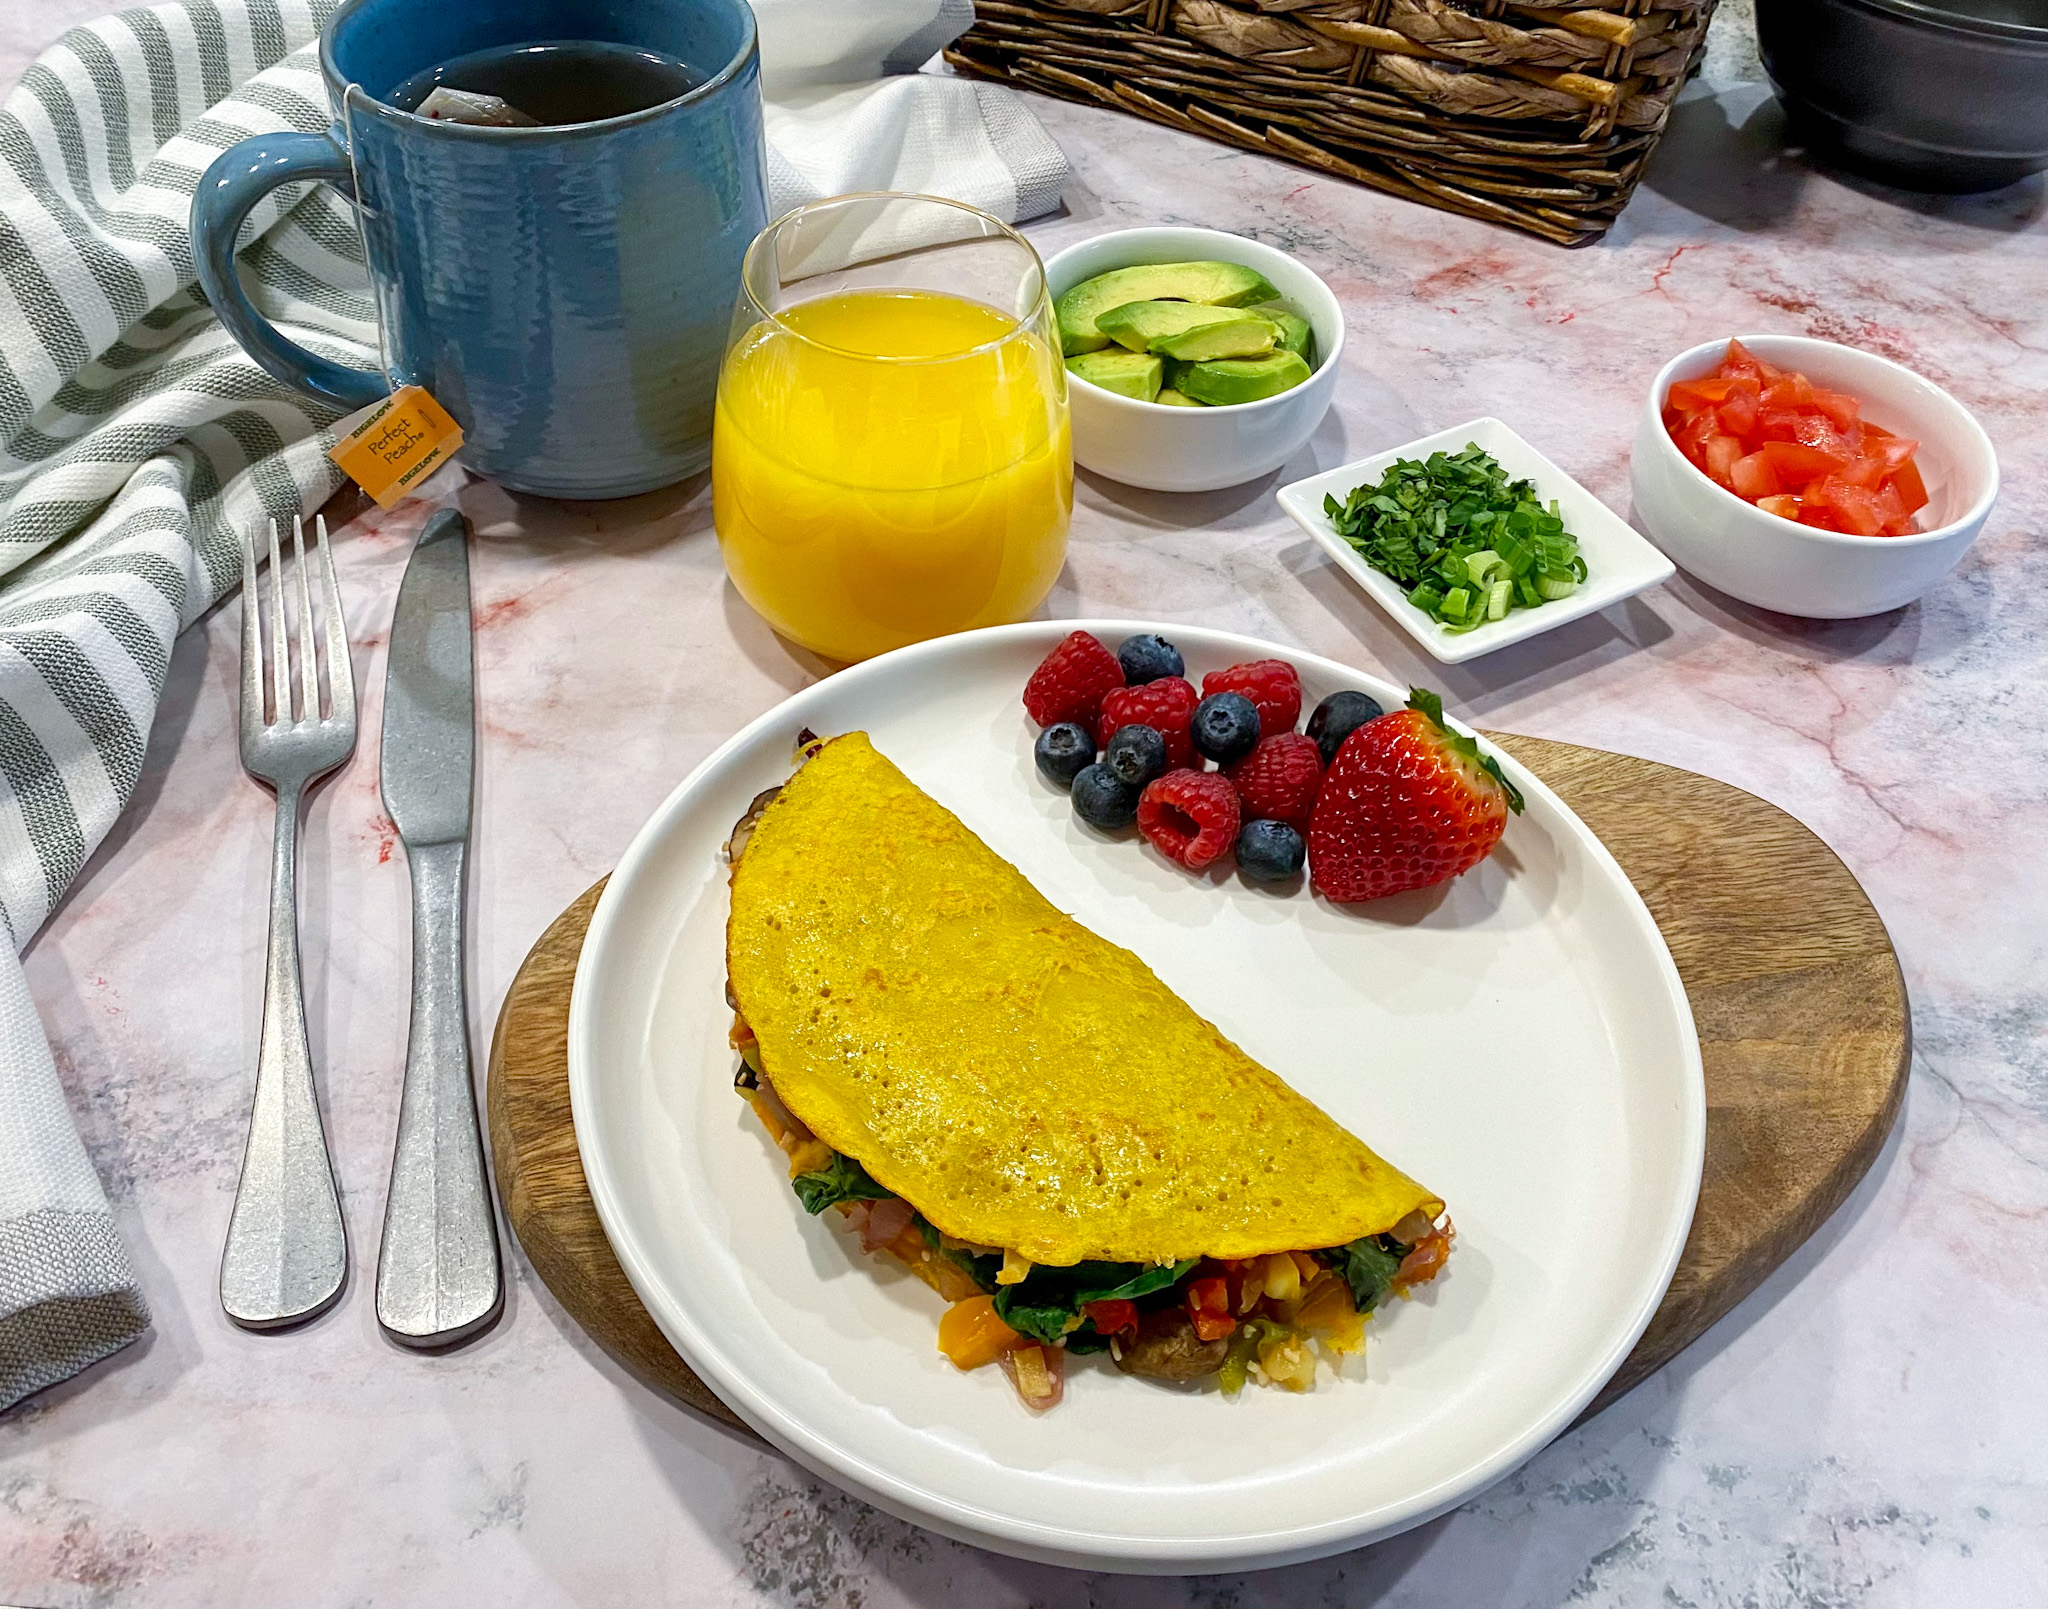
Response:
[946,0,1718,245]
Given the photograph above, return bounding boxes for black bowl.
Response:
[1757,0,2048,192]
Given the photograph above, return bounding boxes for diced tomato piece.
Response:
[1756,494,1803,521]
[1810,387,1862,429]
[1395,1227,1454,1289]
[1721,338,1781,383]
[1716,378,1761,437]
[1762,373,1817,411]
[1082,1298,1138,1338]
[1861,420,1893,440]
[1785,411,1867,460]
[1185,1276,1236,1342]
[1807,476,1888,536]
[1871,480,1908,534]
[1751,407,1806,445]
[1759,439,1846,489]
[1668,376,1739,412]
[1870,434,1919,474]
[1702,433,1743,487]
[1676,409,1720,453]
[1730,449,1783,501]
[937,1294,1023,1370]
[1888,455,1929,516]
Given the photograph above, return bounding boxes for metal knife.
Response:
[375,507,502,1347]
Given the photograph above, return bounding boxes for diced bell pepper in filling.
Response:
[938,1294,1024,1371]
[1185,1276,1237,1342]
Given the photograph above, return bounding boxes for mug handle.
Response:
[191,131,389,413]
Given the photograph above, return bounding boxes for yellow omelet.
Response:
[726,732,1443,1268]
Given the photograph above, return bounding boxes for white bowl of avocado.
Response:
[1042,227,1344,493]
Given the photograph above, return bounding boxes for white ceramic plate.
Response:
[1276,418,1676,664]
[568,621,1705,1573]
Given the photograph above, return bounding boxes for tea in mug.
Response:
[389,39,703,125]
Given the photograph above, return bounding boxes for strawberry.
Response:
[1226,733,1324,825]
[1138,769,1241,870]
[1202,659,1302,738]
[1023,631,1124,729]
[1308,688,1524,902]
[1097,676,1198,768]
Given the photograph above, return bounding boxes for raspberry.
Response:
[1226,733,1325,825]
[1097,677,1197,768]
[1137,769,1242,870]
[1023,632,1124,729]
[1202,660,1302,738]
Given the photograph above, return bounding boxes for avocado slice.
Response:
[1256,305,1315,360]
[1153,314,1278,363]
[1097,300,1241,353]
[1097,300,1253,354]
[1056,261,1283,356]
[1066,348,1164,402]
[1177,349,1312,406]
[1154,387,1204,407]
[1096,300,1277,361]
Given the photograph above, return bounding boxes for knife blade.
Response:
[375,506,503,1347]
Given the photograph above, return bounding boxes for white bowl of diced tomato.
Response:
[1630,334,1998,618]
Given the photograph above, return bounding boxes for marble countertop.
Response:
[4,5,2045,1606]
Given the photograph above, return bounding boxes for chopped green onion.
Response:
[1464,549,1502,587]
[1323,444,1588,632]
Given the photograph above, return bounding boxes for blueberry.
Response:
[1117,632,1185,685]
[1034,721,1097,789]
[1306,690,1385,766]
[1190,691,1260,764]
[1071,763,1141,830]
[1104,723,1169,787]
[1236,819,1306,882]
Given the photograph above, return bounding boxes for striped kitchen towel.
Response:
[0,0,1069,1409]
[0,0,366,1412]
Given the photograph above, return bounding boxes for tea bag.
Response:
[414,86,541,127]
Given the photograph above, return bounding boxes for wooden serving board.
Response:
[486,733,1908,1439]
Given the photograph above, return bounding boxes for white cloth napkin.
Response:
[0,0,1069,1412]
[754,0,1070,224]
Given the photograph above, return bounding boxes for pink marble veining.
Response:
[2,6,2045,1606]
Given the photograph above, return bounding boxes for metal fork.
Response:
[221,514,355,1329]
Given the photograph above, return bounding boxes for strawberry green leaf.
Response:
[1406,687,1526,816]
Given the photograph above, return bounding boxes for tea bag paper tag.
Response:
[327,385,464,508]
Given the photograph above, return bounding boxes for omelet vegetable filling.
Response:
[724,732,1453,1411]
[736,1024,1452,1409]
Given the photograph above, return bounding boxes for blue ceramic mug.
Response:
[192,0,768,499]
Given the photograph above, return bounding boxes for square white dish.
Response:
[1276,417,1675,664]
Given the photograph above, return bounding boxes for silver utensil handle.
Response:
[221,784,348,1328]
[375,836,502,1347]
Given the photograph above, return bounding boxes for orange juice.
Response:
[712,289,1072,663]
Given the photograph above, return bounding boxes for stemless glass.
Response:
[711,193,1072,664]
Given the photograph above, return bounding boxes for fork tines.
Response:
[239,515,355,731]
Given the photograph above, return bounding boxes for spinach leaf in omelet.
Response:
[996,1258,1203,1346]
[1317,1234,1409,1315]
[791,1152,893,1215]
